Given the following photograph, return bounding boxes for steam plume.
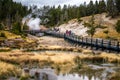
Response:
[27,18,41,30]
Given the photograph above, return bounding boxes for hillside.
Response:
[57,13,120,41]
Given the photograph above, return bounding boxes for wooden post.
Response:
[77,36,79,46]
[64,33,66,40]
[108,40,111,52]
[101,39,104,50]
[85,37,88,48]
[95,39,98,50]
[91,38,93,49]
[86,37,88,44]
[116,41,119,53]
[81,37,84,47]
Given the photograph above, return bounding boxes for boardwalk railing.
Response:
[44,30,64,38]
[26,30,120,53]
[64,34,120,52]
[45,31,120,53]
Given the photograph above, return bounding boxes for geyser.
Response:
[27,18,41,30]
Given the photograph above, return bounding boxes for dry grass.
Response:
[0,61,21,79]
[0,31,21,39]
[0,50,120,65]
[0,49,120,67]
[99,52,120,63]
[0,49,120,79]
[75,52,120,64]
[27,45,82,53]
[94,30,108,39]
[109,72,120,80]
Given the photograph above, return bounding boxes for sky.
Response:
[13,0,97,7]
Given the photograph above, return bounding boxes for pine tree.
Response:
[115,0,120,12]
[95,0,99,14]
[87,0,95,15]
[57,5,62,25]
[107,0,118,18]
[0,0,29,30]
[98,0,106,13]
[116,20,120,33]
[63,5,68,22]
[79,2,87,17]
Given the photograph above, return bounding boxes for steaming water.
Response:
[27,18,41,30]
[22,8,41,30]
[22,6,49,31]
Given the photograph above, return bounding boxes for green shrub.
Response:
[87,27,95,37]
[103,30,109,34]
[96,25,107,29]
[0,32,6,37]
[116,20,120,33]
[0,23,4,30]
[20,76,29,80]
[83,22,91,27]
[12,22,22,35]
[23,24,29,31]
[78,18,83,23]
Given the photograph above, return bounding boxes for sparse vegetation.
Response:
[116,20,120,33]
[87,15,96,37]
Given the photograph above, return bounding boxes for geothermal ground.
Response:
[38,36,72,47]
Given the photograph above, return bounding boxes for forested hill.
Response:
[0,0,30,29]
[45,0,120,27]
[0,0,120,35]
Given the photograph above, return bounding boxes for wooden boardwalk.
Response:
[25,30,120,53]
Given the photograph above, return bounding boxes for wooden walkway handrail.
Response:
[25,30,120,53]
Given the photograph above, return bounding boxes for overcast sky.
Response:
[13,0,97,7]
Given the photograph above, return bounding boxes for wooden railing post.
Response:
[107,40,111,52]
[64,33,66,39]
[91,38,93,49]
[95,39,98,50]
[86,37,88,44]
[101,39,104,50]
[116,41,119,53]
[81,37,84,47]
